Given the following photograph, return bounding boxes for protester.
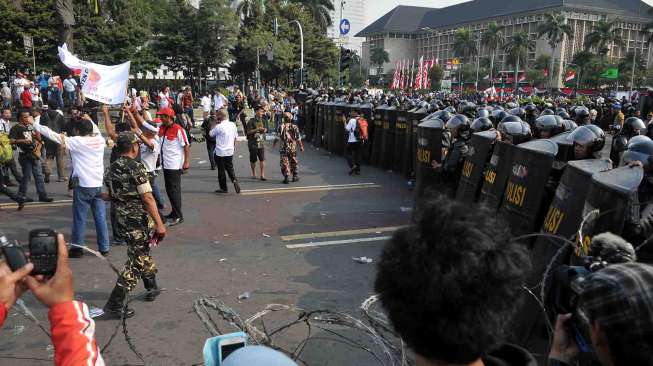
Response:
[213,89,228,111]
[209,109,241,194]
[375,195,534,366]
[344,110,362,175]
[103,131,166,318]
[201,91,212,122]
[158,107,190,226]
[0,82,12,109]
[202,112,217,170]
[9,110,52,202]
[0,107,22,186]
[182,87,194,127]
[0,233,105,365]
[35,109,110,257]
[246,105,267,180]
[273,112,303,184]
[36,105,67,183]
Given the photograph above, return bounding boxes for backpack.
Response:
[0,132,13,163]
[356,117,369,141]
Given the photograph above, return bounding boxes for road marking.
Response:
[240,183,380,195]
[0,199,73,210]
[281,225,404,241]
[285,236,391,249]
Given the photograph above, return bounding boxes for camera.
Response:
[0,229,58,277]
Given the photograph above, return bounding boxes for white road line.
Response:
[241,183,377,193]
[285,236,391,249]
[281,226,404,241]
[0,199,73,209]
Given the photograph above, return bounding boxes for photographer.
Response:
[0,233,104,365]
[375,196,536,366]
[548,262,653,366]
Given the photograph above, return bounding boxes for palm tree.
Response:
[481,22,504,85]
[571,50,594,88]
[370,47,389,77]
[290,0,335,32]
[453,28,477,86]
[537,13,573,90]
[504,32,535,91]
[585,18,623,56]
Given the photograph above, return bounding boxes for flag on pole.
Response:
[409,58,415,89]
[564,70,576,82]
[398,59,404,90]
[390,61,398,89]
[57,43,130,104]
[543,68,549,77]
[600,68,619,79]
[414,56,424,89]
[518,72,526,82]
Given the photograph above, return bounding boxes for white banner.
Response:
[57,43,130,105]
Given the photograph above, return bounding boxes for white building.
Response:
[326,0,367,55]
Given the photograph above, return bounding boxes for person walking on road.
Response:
[209,109,241,194]
[103,131,166,319]
[202,111,217,170]
[158,107,190,226]
[344,110,362,175]
[200,92,211,123]
[274,112,303,184]
[246,105,267,180]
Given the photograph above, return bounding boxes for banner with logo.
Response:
[57,43,130,104]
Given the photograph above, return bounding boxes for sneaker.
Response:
[167,217,184,226]
[57,177,68,182]
[292,175,299,182]
[39,197,54,203]
[233,181,241,194]
[102,306,135,319]
[44,175,50,183]
[100,251,109,257]
[282,176,289,184]
[215,189,228,193]
[260,177,267,181]
[68,247,85,258]
[5,181,16,187]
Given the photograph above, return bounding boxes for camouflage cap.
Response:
[116,131,139,151]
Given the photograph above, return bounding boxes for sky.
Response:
[365,0,653,28]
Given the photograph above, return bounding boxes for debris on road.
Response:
[223,234,232,237]
[198,160,207,164]
[262,233,271,238]
[218,258,227,262]
[12,325,25,335]
[89,306,105,318]
[238,291,251,300]
[352,256,374,264]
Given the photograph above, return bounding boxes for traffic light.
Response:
[340,48,352,72]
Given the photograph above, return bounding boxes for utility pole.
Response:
[475,33,480,91]
[256,47,260,92]
[337,0,345,87]
[290,20,304,88]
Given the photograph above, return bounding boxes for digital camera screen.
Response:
[221,342,245,361]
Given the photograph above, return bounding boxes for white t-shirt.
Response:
[345,118,358,143]
[140,135,161,173]
[201,96,212,112]
[13,78,26,94]
[209,120,238,157]
[0,118,12,134]
[158,92,169,109]
[63,78,77,92]
[30,86,40,102]
[35,120,106,188]
[214,93,227,110]
[159,123,188,170]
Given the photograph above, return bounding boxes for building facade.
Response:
[357,0,652,85]
[326,0,368,55]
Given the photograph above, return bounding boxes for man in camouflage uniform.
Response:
[103,131,166,319]
[274,112,304,184]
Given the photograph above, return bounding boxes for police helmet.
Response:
[498,121,531,144]
[433,110,453,122]
[622,137,653,168]
[561,120,578,132]
[575,106,590,118]
[628,135,651,148]
[524,104,537,113]
[494,110,509,122]
[506,102,518,109]
[557,110,570,120]
[623,117,646,137]
[509,107,525,118]
[470,117,493,132]
[501,115,522,123]
[555,107,567,115]
[445,114,470,131]
[477,108,490,118]
[535,115,562,135]
[567,125,605,152]
[540,108,555,116]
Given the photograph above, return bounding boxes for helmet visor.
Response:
[567,127,595,146]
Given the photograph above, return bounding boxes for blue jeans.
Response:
[18,154,47,198]
[66,91,75,106]
[184,107,194,126]
[72,186,110,252]
[149,172,165,210]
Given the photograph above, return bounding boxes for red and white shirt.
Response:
[159,123,188,170]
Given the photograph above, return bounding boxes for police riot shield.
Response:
[415,118,445,203]
[576,165,644,256]
[394,108,409,174]
[370,105,386,167]
[314,101,326,148]
[325,101,336,151]
[549,132,574,170]
[304,97,315,142]
[359,103,374,163]
[333,101,348,155]
[500,139,559,237]
[381,106,397,171]
[455,130,498,203]
[406,107,428,179]
[478,141,517,210]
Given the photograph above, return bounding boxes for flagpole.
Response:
[630,47,636,99]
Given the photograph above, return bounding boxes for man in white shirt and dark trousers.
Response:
[209,110,240,194]
[34,111,110,257]
[158,107,189,226]
[345,110,362,175]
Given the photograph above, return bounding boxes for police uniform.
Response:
[277,122,301,180]
[103,132,159,318]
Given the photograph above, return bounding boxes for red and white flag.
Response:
[414,56,423,89]
[564,70,576,82]
[518,72,526,82]
[543,68,549,77]
[391,61,399,89]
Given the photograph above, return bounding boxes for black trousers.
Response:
[215,155,237,191]
[206,141,216,169]
[345,142,362,169]
[163,169,183,219]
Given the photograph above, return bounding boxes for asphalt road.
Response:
[0,132,414,365]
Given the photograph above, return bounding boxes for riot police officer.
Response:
[497,120,532,145]
[534,115,563,138]
[524,104,538,127]
[439,114,471,194]
[611,117,646,166]
[567,125,606,160]
[574,106,590,125]
[470,117,494,133]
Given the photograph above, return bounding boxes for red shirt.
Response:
[182,93,193,108]
[21,89,32,108]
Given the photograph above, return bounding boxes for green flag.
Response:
[601,68,619,79]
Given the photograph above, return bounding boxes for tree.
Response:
[237,0,265,24]
[619,51,647,89]
[370,47,389,76]
[571,50,595,89]
[289,0,334,32]
[504,32,534,90]
[481,22,504,85]
[537,13,573,89]
[585,18,623,56]
[428,64,444,90]
[452,28,477,64]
